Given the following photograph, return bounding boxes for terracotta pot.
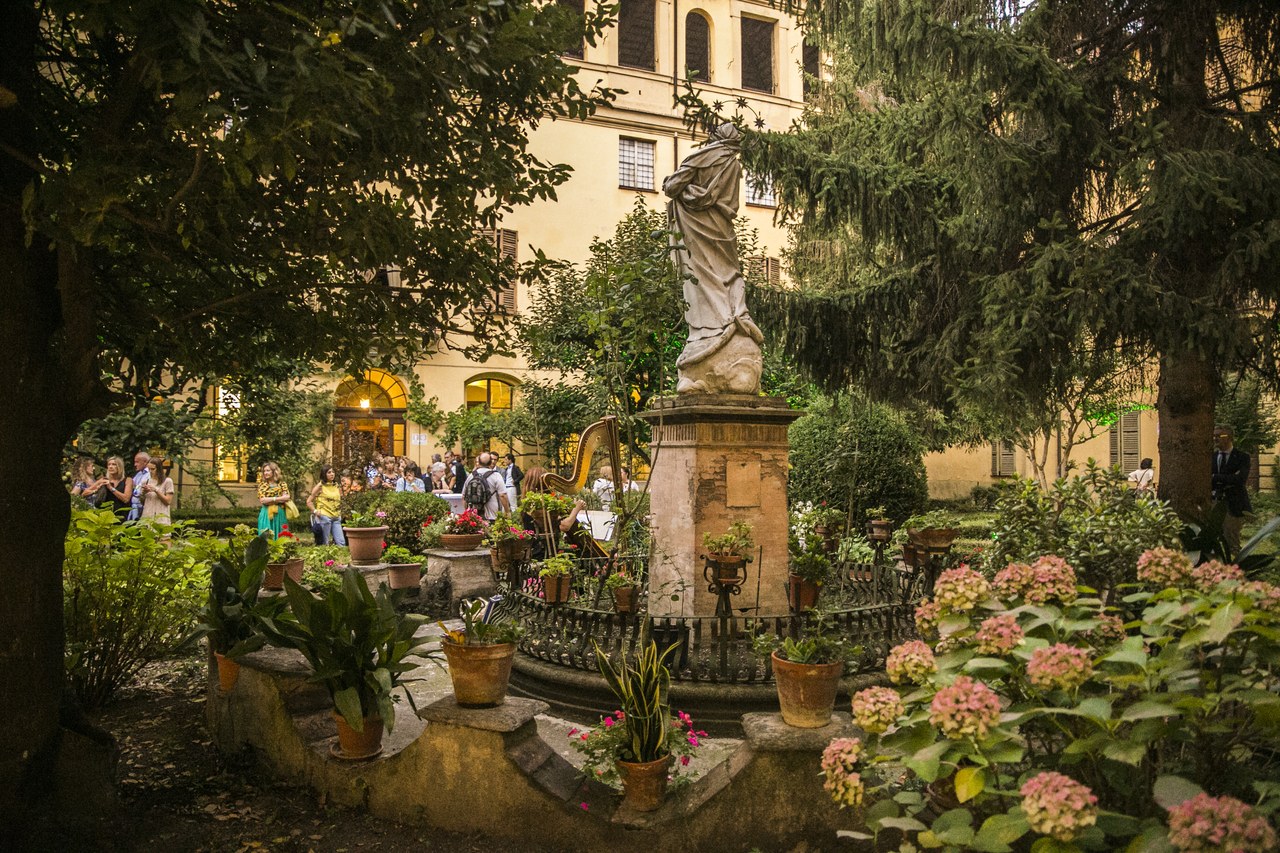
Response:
[345,526,389,565]
[866,519,892,542]
[542,573,572,604]
[491,538,532,573]
[707,554,744,582]
[386,562,422,590]
[264,557,304,590]
[787,574,821,612]
[214,652,240,693]
[814,525,840,554]
[442,640,516,707]
[902,542,918,567]
[617,754,673,812]
[440,532,485,551]
[613,585,638,614]
[332,711,384,760]
[771,650,844,728]
[907,527,960,549]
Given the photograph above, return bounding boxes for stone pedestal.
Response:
[639,394,801,618]
[425,548,496,609]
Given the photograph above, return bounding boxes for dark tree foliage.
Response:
[742,0,1280,518]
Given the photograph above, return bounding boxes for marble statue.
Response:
[662,124,764,395]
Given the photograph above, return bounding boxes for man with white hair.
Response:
[128,450,151,521]
[461,451,510,521]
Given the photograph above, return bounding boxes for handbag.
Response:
[284,499,300,521]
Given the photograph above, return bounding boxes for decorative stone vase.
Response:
[441,640,516,707]
[616,754,673,812]
[771,650,844,728]
[332,711,384,760]
[386,562,422,590]
[345,526,389,565]
[440,532,485,552]
[901,542,919,568]
[787,574,821,612]
[706,554,744,583]
[613,585,639,614]
[866,519,893,542]
[542,574,572,604]
[263,557,304,590]
[214,652,240,693]
[907,527,960,549]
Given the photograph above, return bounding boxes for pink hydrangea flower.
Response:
[1089,612,1126,646]
[928,675,1001,740]
[1026,555,1078,605]
[1137,547,1194,587]
[1019,771,1098,841]
[850,686,904,734]
[975,614,1024,655]
[1190,560,1245,592]
[1167,792,1278,853]
[1026,643,1093,692]
[934,566,992,613]
[820,737,865,808]
[915,600,941,636]
[1240,581,1280,614]
[886,640,937,685]
[992,562,1035,599]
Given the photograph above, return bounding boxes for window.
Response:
[991,441,1016,477]
[802,41,820,98]
[744,255,781,286]
[478,228,518,312]
[618,138,656,190]
[685,12,710,82]
[558,0,585,59]
[740,17,774,93]
[1109,411,1141,472]
[213,386,246,482]
[464,377,517,454]
[618,0,655,70]
[745,173,775,207]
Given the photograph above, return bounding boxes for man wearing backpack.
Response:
[461,452,510,520]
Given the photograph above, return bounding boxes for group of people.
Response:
[70,451,175,523]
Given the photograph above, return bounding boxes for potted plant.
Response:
[439,508,487,551]
[520,491,576,534]
[198,533,284,692]
[754,610,859,728]
[904,509,962,549]
[264,571,434,759]
[264,526,304,590]
[837,535,878,580]
[538,551,574,604]
[381,545,424,590]
[810,504,844,553]
[604,571,640,614]
[439,596,523,707]
[863,505,892,541]
[485,511,534,574]
[589,640,693,812]
[344,508,389,565]
[788,533,830,611]
[702,520,754,581]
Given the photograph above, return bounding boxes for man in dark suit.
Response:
[1212,424,1252,552]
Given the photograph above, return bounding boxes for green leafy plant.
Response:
[344,491,450,551]
[381,545,422,565]
[538,552,574,577]
[902,509,961,531]
[440,597,523,646]
[752,609,859,666]
[603,572,637,591]
[443,508,487,535]
[266,526,302,562]
[571,706,704,790]
[790,533,831,584]
[418,517,448,551]
[484,511,535,545]
[702,520,755,560]
[593,641,680,764]
[810,504,845,530]
[520,491,576,515]
[346,508,388,528]
[197,531,281,661]
[864,505,889,521]
[836,535,876,565]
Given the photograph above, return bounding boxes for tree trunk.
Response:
[1156,350,1216,519]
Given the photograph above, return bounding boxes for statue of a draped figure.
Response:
[662,124,764,395]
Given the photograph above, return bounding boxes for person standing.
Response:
[1212,425,1252,552]
[503,452,522,509]
[1127,458,1154,493]
[592,464,616,511]
[70,458,101,505]
[461,452,510,521]
[397,463,426,493]
[99,456,134,519]
[448,450,467,493]
[306,465,346,546]
[256,461,290,538]
[128,451,151,521]
[139,458,174,524]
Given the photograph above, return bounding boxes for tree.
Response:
[742,1,1280,518]
[0,0,613,840]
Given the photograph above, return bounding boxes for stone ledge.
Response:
[638,393,802,426]
[237,646,311,677]
[741,711,855,751]
[419,695,548,733]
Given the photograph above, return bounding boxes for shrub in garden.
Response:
[343,490,449,551]
[63,508,210,708]
[827,551,1280,851]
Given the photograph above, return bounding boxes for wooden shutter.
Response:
[618,0,655,70]
[1109,412,1141,470]
[746,255,781,286]
[741,18,774,93]
[478,229,518,312]
[990,441,1015,477]
[802,42,820,98]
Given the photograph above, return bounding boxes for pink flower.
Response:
[820,738,864,808]
[1019,772,1098,842]
[974,614,1024,655]
[1167,792,1277,853]
[687,735,699,746]
[1089,613,1126,646]
[850,686,904,734]
[603,717,614,728]
[1137,547,1194,587]
[375,510,387,518]
[324,559,335,567]
[992,562,1035,599]
[1026,555,1078,605]
[1241,581,1280,614]
[886,640,937,685]
[579,802,590,811]
[934,566,991,613]
[1026,643,1093,692]
[567,728,579,737]
[928,676,1001,741]
[1190,560,1245,592]
[680,755,690,766]
[915,600,941,636]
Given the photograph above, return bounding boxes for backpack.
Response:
[463,468,494,510]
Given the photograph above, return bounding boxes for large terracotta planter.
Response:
[613,586,639,614]
[386,562,422,590]
[440,532,484,552]
[264,557,304,590]
[706,554,744,583]
[907,527,960,549]
[866,519,893,542]
[442,640,516,707]
[814,524,840,554]
[787,574,821,612]
[542,573,572,604]
[771,650,844,728]
[345,526,388,565]
[491,538,532,574]
[332,711,384,760]
[617,754,673,812]
[214,652,240,693]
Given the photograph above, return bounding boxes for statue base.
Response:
[639,394,801,618]
[676,327,763,395]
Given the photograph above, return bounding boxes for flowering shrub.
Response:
[1137,546,1194,586]
[570,709,704,790]
[1190,559,1245,592]
[932,566,991,613]
[825,551,1280,851]
[443,508,487,535]
[914,600,940,636]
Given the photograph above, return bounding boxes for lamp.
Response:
[359,399,371,410]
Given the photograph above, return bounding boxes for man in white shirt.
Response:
[128,451,151,521]
[461,452,510,521]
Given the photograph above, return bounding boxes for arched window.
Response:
[685,12,710,82]
[332,369,408,470]
[618,0,655,70]
[465,377,515,413]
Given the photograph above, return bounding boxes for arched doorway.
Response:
[332,369,408,471]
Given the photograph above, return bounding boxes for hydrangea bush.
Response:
[827,552,1280,851]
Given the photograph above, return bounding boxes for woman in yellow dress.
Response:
[256,461,290,538]
[305,465,346,546]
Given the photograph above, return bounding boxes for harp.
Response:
[542,416,624,561]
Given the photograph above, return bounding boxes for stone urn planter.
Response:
[345,526,388,565]
[442,640,516,707]
[866,519,893,542]
[617,754,673,812]
[440,532,485,552]
[706,554,745,583]
[907,527,961,549]
[386,562,422,590]
[213,652,240,693]
[263,557,304,591]
[332,711,384,760]
[771,650,844,728]
[787,574,821,612]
